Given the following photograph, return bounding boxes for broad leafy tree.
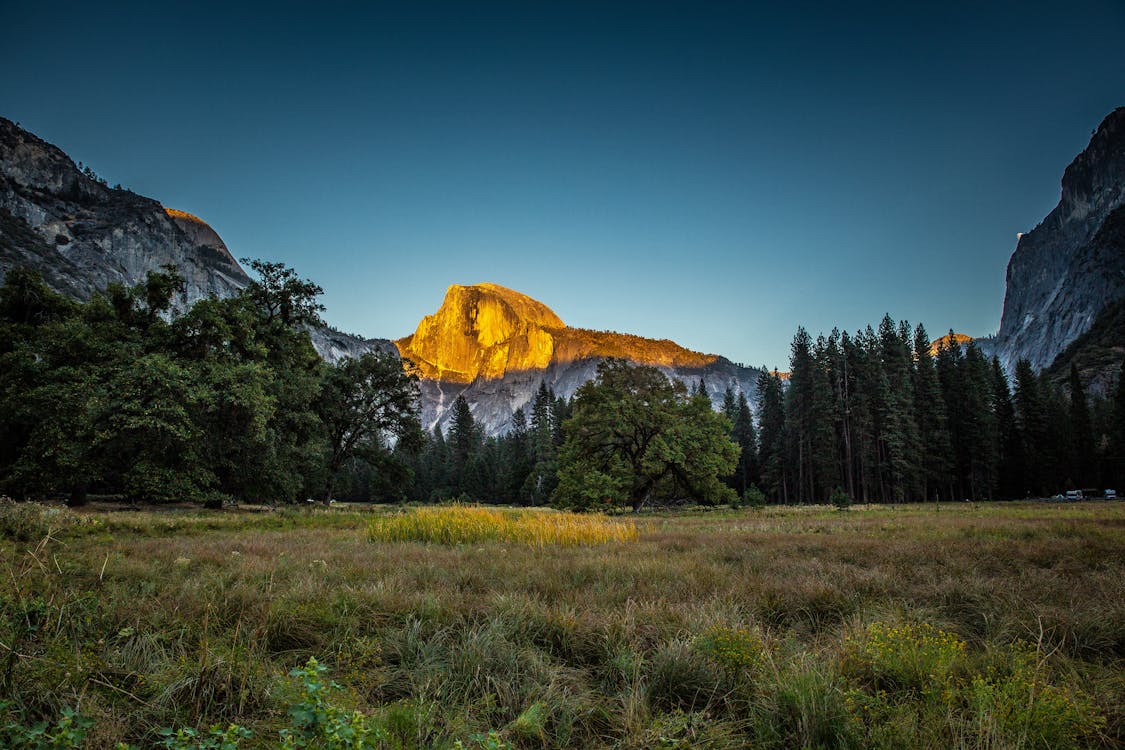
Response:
[555,359,737,511]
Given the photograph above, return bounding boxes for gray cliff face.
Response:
[308,326,397,364]
[0,117,250,309]
[0,117,382,364]
[417,356,763,438]
[990,107,1125,373]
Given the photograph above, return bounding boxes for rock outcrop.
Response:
[987,107,1125,374]
[0,116,249,308]
[397,283,763,435]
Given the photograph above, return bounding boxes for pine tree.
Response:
[756,369,788,503]
[525,382,558,504]
[731,391,758,497]
[1067,364,1095,487]
[992,358,1023,500]
[1112,362,1125,486]
[912,324,953,504]
[447,395,478,496]
[1014,359,1048,496]
[785,327,816,502]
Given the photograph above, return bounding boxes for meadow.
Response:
[1,500,1122,749]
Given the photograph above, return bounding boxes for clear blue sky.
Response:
[3,1,1123,369]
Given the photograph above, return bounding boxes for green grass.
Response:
[1,500,1122,748]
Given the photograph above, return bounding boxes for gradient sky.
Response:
[3,1,1123,369]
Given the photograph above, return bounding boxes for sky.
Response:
[2,1,1123,369]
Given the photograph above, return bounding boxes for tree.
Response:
[447,395,479,496]
[1067,364,1095,487]
[316,350,420,504]
[912,324,953,504]
[240,258,326,327]
[756,369,788,502]
[554,359,738,511]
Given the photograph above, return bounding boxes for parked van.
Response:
[1106,489,1117,500]
[1065,489,1083,501]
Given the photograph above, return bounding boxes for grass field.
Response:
[1,500,1122,748]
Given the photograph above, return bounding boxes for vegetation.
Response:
[0,265,419,507]
[554,360,738,511]
[1,501,1120,748]
[753,316,1124,504]
[366,505,638,546]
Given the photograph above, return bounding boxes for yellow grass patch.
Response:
[367,505,638,546]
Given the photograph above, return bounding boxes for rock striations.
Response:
[397,283,763,435]
[0,116,385,362]
[987,107,1125,375]
[0,116,249,308]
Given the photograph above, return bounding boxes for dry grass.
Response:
[0,501,1122,748]
[367,505,639,546]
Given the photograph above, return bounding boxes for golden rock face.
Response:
[930,332,973,357]
[396,283,718,383]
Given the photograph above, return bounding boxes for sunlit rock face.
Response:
[0,116,249,309]
[985,107,1125,375]
[397,283,763,435]
[929,332,973,357]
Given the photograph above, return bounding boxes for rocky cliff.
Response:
[0,116,250,308]
[397,283,763,435]
[988,107,1125,375]
[0,116,388,362]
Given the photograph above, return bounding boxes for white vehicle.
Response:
[1065,489,1083,501]
[1106,489,1117,500]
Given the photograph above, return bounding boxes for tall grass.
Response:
[366,505,639,546]
[0,500,1120,748]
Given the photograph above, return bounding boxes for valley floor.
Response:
[2,501,1122,748]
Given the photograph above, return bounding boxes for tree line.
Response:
[4,263,1122,509]
[752,316,1125,504]
[0,263,420,506]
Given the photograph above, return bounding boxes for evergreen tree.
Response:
[1014,358,1049,496]
[1067,364,1096,487]
[756,369,788,502]
[525,382,559,504]
[447,395,478,496]
[1112,362,1125,486]
[730,391,758,497]
[992,358,1023,500]
[785,327,816,502]
[912,324,953,504]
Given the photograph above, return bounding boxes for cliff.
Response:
[0,116,249,308]
[988,107,1125,375]
[397,283,762,435]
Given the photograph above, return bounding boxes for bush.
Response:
[830,487,851,511]
[966,643,1105,750]
[843,621,966,698]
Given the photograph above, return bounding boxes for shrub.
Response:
[966,643,1106,750]
[696,625,767,676]
[830,487,851,511]
[743,485,766,509]
[843,621,966,698]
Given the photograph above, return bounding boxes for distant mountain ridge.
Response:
[985,107,1125,378]
[397,283,763,435]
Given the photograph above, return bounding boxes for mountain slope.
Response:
[988,107,1125,374]
[0,116,249,307]
[397,283,763,435]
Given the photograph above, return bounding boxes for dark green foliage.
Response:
[553,359,738,511]
[766,316,1110,504]
[0,263,420,506]
[317,350,421,503]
